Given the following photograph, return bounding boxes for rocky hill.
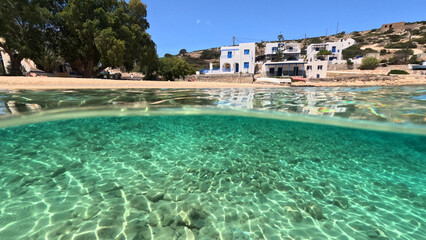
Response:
[178,21,426,71]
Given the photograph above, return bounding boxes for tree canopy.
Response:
[56,0,156,77]
[158,57,194,81]
[275,34,285,62]
[0,0,52,75]
[0,0,158,78]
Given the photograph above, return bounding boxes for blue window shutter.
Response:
[228,52,232,58]
[332,46,336,53]
[244,49,249,55]
[244,62,249,68]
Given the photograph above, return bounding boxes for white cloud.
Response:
[196,20,201,24]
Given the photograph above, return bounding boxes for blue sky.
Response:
[142,0,425,57]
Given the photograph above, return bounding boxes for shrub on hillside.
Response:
[411,29,420,35]
[385,42,417,49]
[336,31,346,38]
[342,45,364,59]
[384,28,394,34]
[309,37,322,44]
[414,37,426,44]
[408,55,421,64]
[364,48,378,53]
[388,70,409,75]
[352,37,364,43]
[392,49,414,64]
[380,49,387,55]
[388,34,402,42]
[200,49,220,59]
[359,57,380,70]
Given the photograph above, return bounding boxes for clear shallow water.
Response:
[0,87,425,240]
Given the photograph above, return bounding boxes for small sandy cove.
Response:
[0,76,424,90]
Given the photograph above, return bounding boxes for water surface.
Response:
[0,87,425,239]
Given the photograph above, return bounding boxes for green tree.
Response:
[275,34,285,62]
[391,49,414,64]
[316,49,332,60]
[56,0,157,78]
[0,0,52,75]
[33,49,64,72]
[360,57,380,70]
[179,49,187,55]
[342,45,364,60]
[158,57,194,81]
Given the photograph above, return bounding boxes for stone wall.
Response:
[380,22,418,32]
[312,73,398,82]
[187,73,255,83]
[327,63,361,71]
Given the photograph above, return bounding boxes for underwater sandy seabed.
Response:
[0,115,425,240]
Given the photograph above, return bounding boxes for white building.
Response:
[306,38,356,63]
[218,43,256,74]
[305,60,328,78]
[262,60,306,77]
[265,42,301,61]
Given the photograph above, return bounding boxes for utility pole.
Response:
[233,36,235,46]
[304,33,306,43]
[336,22,339,34]
[326,28,328,37]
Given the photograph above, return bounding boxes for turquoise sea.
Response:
[0,87,425,240]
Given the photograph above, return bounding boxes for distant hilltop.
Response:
[176,20,426,71]
[380,21,420,32]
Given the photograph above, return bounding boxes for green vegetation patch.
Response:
[360,57,380,70]
[385,42,417,49]
[388,70,409,75]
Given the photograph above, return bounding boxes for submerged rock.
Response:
[275,182,294,192]
[81,206,101,221]
[130,196,150,211]
[260,182,273,194]
[51,167,66,178]
[304,201,324,220]
[154,226,176,239]
[290,210,303,223]
[100,182,123,193]
[312,189,325,199]
[295,175,305,182]
[199,182,210,192]
[146,189,165,202]
[366,205,376,211]
[333,196,350,209]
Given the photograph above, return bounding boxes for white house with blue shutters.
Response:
[218,43,256,74]
[265,42,301,61]
[306,38,356,63]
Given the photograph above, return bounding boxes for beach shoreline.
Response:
[0,76,425,90]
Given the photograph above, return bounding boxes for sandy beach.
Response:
[292,75,426,87]
[0,77,284,90]
[0,76,425,90]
